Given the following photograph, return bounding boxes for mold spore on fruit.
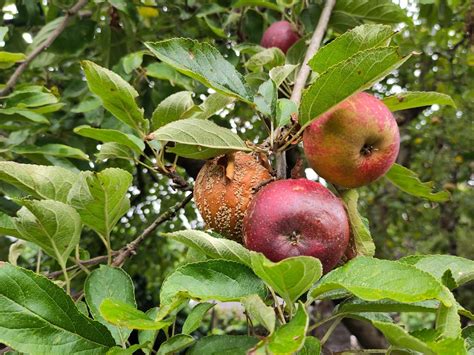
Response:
[194,151,271,242]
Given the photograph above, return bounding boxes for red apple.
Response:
[303,92,400,188]
[260,21,300,54]
[243,179,350,273]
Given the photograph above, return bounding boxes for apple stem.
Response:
[273,0,336,179]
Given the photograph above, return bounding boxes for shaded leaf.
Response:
[300,47,412,128]
[74,125,145,154]
[13,144,89,161]
[187,335,259,355]
[14,199,81,267]
[308,24,394,73]
[382,91,456,111]
[341,189,375,256]
[266,303,308,354]
[68,168,132,238]
[254,79,277,117]
[145,39,253,103]
[85,266,136,344]
[275,98,297,127]
[0,162,77,202]
[400,254,474,288]
[0,263,115,354]
[385,163,450,202]
[151,118,250,159]
[160,259,266,305]
[250,253,322,306]
[100,298,173,330]
[152,91,195,129]
[269,64,297,87]
[157,334,195,355]
[246,47,285,72]
[241,294,275,333]
[309,257,453,307]
[182,302,215,335]
[81,60,149,136]
[162,230,252,266]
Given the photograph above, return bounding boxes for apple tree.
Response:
[0,0,472,354]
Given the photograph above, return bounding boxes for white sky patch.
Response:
[22,33,33,44]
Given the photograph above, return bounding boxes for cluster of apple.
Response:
[194,22,400,273]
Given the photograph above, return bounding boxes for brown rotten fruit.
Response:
[194,152,271,242]
[243,179,350,273]
[260,20,300,53]
[303,92,400,188]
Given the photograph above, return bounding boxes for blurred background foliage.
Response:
[0,0,472,315]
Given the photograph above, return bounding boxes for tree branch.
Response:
[290,0,336,106]
[47,192,193,277]
[112,192,193,267]
[0,0,89,96]
[273,0,336,179]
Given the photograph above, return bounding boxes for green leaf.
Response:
[0,27,8,42]
[160,259,266,305]
[74,125,145,154]
[8,240,25,265]
[151,118,251,159]
[341,189,375,256]
[266,303,308,354]
[182,302,215,335]
[0,263,115,354]
[138,308,160,355]
[309,257,453,307]
[163,230,252,266]
[372,321,435,354]
[0,161,77,203]
[400,255,474,288]
[122,51,145,74]
[81,60,149,136]
[100,298,173,330]
[0,212,20,237]
[12,144,89,161]
[299,47,412,129]
[152,91,195,129]
[246,47,285,72]
[14,199,81,267]
[332,0,409,26]
[308,24,394,73]
[0,52,26,69]
[385,163,450,202]
[232,0,283,11]
[96,143,136,161]
[67,168,132,238]
[382,91,456,111]
[107,343,150,355]
[85,266,136,344]
[275,98,297,127]
[145,62,194,90]
[189,92,235,120]
[187,335,259,355]
[250,253,322,306]
[145,39,253,103]
[254,79,277,117]
[462,326,474,351]
[269,64,297,87]
[337,298,439,314]
[71,96,102,113]
[4,89,58,108]
[299,336,321,355]
[0,107,50,124]
[241,294,275,333]
[157,334,195,355]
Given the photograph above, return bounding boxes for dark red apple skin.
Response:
[243,179,350,273]
[260,21,300,54]
[303,92,400,188]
